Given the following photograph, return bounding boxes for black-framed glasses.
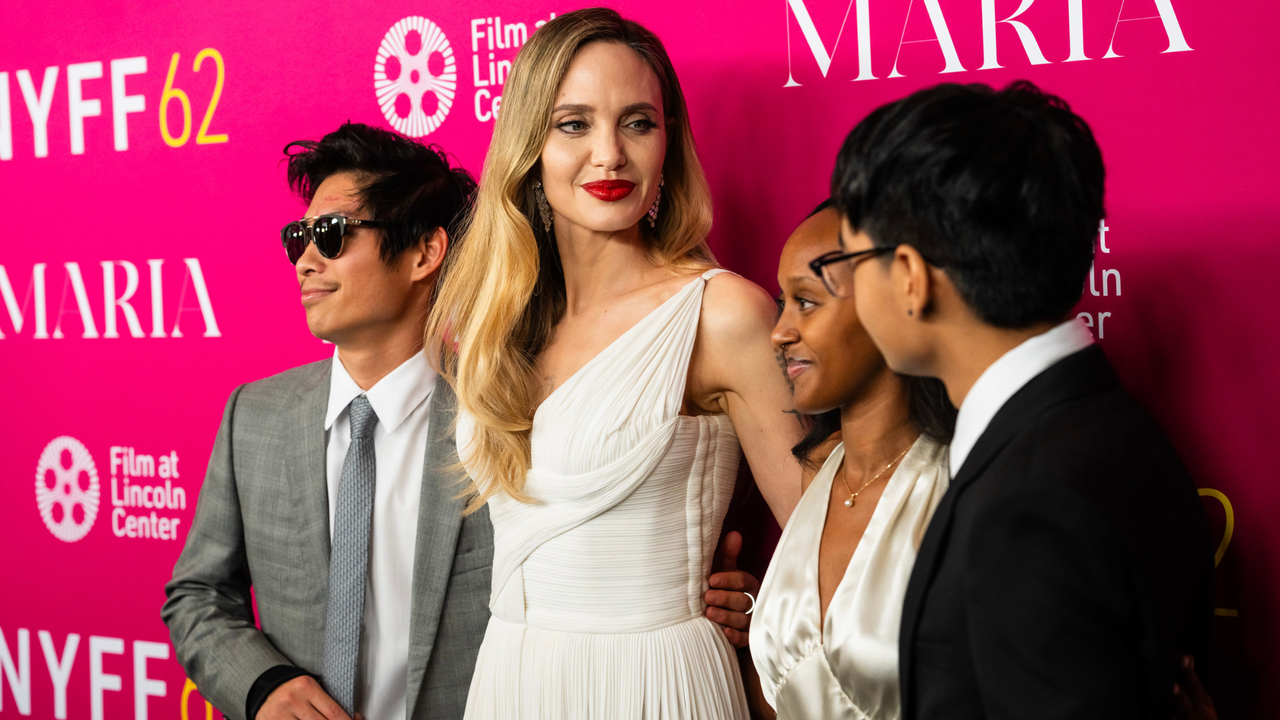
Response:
[809,247,894,297]
[281,215,384,265]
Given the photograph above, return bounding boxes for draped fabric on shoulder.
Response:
[457,269,749,719]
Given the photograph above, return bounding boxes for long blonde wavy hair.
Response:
[426,8,716,512]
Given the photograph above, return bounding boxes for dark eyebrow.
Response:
[551,102,660,115]
[621,102,659,115]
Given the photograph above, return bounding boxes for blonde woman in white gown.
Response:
[425,9,805,719]
[748,205,955,720]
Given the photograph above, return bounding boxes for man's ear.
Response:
[409,227,449,282]
[893,244,933,319]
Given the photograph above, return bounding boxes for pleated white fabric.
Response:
[749,438,949,720]
[458,269,749,719]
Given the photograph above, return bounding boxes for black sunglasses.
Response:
[281,215,384,265]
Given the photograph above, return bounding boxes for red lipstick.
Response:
[581,180,636,201]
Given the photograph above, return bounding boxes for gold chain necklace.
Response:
[839,445,911,508]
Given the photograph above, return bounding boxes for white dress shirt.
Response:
[949,318,1095,477]
[326,349,436,720]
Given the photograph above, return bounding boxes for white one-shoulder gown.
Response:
[458,269,749,719]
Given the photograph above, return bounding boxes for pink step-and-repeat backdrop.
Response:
[2,0,1277,718]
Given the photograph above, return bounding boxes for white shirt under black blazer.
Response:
[898,319,1214,720]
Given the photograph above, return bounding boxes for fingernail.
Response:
[1182,655,1192,669]
[1173,683,1181,694]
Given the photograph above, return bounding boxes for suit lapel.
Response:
[283,361,333,667]
[899,346,1117,713]
[405,380,468,720]
[292,363,333,565]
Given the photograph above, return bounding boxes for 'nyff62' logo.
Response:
[35,436,101,542]
[375,17,458,137]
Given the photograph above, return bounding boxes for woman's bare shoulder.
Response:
[698,270,777,345]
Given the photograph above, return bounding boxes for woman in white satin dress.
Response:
[748,204,956,720]
[425,9,805,719]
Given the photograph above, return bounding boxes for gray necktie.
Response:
[322,395,378,715]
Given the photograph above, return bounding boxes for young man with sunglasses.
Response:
[162,122,761,720]
[163,122,486,720]
[825,83,1214,719]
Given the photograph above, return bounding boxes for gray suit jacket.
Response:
[162,359,492,720]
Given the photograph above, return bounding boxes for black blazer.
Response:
[899,346,1213,720]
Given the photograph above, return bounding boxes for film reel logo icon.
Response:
[35,436,101,543]
[375,17,458,137]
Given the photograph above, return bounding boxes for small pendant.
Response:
[844,497,854,508]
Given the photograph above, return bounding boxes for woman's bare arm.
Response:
[689,273,804,525]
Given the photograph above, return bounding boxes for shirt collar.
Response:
[948,318,1095,478]
[325,348,437,434]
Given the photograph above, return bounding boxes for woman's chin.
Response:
[793,386,841,417]
[562,207,645,234]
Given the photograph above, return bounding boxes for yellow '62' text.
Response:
[1199,488,1237,618]
[160,49,228,147]
[0,47,229,160]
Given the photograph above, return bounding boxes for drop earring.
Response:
[647,173,664,229]
[534,180,552,233]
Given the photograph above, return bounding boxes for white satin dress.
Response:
[749,438,949,720]
[458,269,749,719]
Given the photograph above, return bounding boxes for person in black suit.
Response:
[811,81,1214,719]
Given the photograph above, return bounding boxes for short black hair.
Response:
[284,122,477,265]
[831,81,1105,328]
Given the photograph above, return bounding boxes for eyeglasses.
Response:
[280,215,384,264]
[809,247,894,297]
